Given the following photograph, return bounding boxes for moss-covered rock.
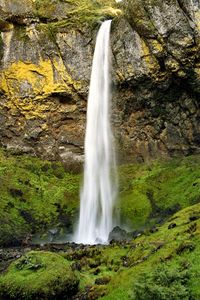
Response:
[118,155,200,230]
[0,148,80,246]
[0,251,79,299]
[34,0,122,27]
[0,203,200,299]
[1,148,200,246]
[0,0,122,166]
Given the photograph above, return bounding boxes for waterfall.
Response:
[73,20,117,245]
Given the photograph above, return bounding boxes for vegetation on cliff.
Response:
[0,148,200,248]
[35,0,122,27]
[118,155,200,229]
[0,148,80,246]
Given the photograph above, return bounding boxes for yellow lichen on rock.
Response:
[150,39,164,55]
[0,59,80,98]
[100,7,123,17]
[0,58,81,119]
[5,96,54,119]
[140,39,160,75]
[165,57,180,72]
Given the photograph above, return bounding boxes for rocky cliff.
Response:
[0,0,200,167]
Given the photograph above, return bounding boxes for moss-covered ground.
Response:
[101,203,200,299]
[0,149,200,298]
[0,203,199,299]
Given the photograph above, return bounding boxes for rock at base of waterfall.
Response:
[108,226,131,242]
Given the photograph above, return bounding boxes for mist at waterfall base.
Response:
[73,20,118,245]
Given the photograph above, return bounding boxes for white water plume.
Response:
[73,20,117,245]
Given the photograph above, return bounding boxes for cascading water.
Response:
[73,20,117,245]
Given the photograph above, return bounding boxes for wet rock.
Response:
[131,230,144,239]
[95,276,111,285]
[176,241,195,254]
[71,262,82,271]
[168,223,177,229]
[121,255,131,267]
[9,188,23,197]
[19,210,34,224]
[186,222,197,234]
[108,226,132,242]
[149,226,159,234]
[189,215,200,222]
[93,268,101,275]
[0,247,24,273]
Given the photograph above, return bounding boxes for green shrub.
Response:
[132,264,193,300]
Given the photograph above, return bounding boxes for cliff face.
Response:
[114,0,200,161]
[0,0,200,167]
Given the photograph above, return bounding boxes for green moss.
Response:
[35,0,58,19]
[14,26,29,41]
[1,149,200,246]
[0,203,200,299]
[101,203,200,299]
[132,264,192,299]
[0,251,79,299]
[0,148,80,246]
[57,203,200,299]
[118,155,200,230]
[35,0,122,30]
[124,0,156,36]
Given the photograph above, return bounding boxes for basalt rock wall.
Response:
[0,0,200,167]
